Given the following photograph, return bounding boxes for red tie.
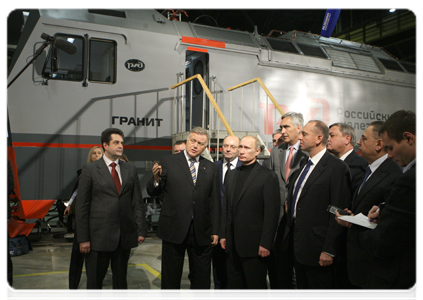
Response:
[110,162,121,194]
[285,146,294,180]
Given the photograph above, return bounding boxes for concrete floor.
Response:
[12,234,195,300]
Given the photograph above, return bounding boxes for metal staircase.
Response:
[170,75,283,162]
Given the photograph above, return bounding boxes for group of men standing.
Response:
[74,109,415,290]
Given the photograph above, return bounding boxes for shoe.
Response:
[6,288,15,298]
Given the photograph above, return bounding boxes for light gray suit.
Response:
[267,142,308,289]
[269,143,309,221]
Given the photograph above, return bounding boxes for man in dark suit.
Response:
[268,112,308,289]
[213,135,241,289]
[76,128,147,289]
[328,123,368,195]
[220,135,280,289]
[335,121,402,288]
[327,122,368,288]
[348,110,416,288]
[146,127,220,289]
[284,120,351,289]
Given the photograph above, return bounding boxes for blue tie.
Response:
[358,167,372,194]
[291,160,313,222]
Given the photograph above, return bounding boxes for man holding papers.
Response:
[335,121,402,288]
[344,110,420,300]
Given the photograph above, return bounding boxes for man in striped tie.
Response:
[147,127,220,289]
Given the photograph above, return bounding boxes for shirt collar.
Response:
[224,157,238,167]
[403,158,416,173]
[184,149,200,163]
[309,148,327,166]
[103,155,120,167]
[339,148,354,161]
[369,154,387,173]
[289,140,301,151]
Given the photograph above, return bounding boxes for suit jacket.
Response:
[220,162,280,257]
[146,151,220,246]
[269,143,309,221]
[347,157,402,288]
[215,158,243,202]
[344,150,368,196]
[351,163,416,288]
[76,158,147,252]
[285,150,352,266]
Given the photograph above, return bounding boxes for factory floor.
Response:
[11,232,196,300]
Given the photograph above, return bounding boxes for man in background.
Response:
[326,122,367,288]
[213,135,242,289]
[173,140,186,154]
[327,123,368,195]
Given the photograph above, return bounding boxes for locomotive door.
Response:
[185,50,209,130]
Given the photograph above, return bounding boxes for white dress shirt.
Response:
[103,155,122,184]
[292,148,327,218]
[339,149,354,161]
[285,140,301,163]
[222,157,239,184]
[366,154,388,181]
[184,149,200,178]
[403,158,416,173]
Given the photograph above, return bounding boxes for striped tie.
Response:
[189,159,197,185]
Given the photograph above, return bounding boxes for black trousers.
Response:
[84,241,131,289]
[212,242,227,289]
[227,247,268,289]
[161,222,212,289]
[5,221,13,291]
[268,216,295,289]
[68,229,85,289]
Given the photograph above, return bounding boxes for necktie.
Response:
[285,146,294,180]
[291,160,313,222]
[189,159,197,185]
[224,162,232,184]
[358,167,372,194]
[110,162,121,194]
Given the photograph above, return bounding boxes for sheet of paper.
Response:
[339,213,378,229]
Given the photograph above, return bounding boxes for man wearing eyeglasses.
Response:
[213,135,242,289]
[147,127,220,289]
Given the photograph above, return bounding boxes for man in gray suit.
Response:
[268,112,308,289]
[76,128,147,289]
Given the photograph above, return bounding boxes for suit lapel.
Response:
[96,159,119,194]
[288,148,307,183]
[195,157,207,187]
[352,159,388,210]
[235,163,261,207]
[297,152,327,202]
[279,144,288,182]
[176,152,194,187]
[119,161,129,194]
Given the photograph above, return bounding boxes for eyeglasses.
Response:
[223,144,238,149]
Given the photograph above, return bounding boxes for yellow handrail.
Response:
[171,74,234,136]
[227,77,285,116]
